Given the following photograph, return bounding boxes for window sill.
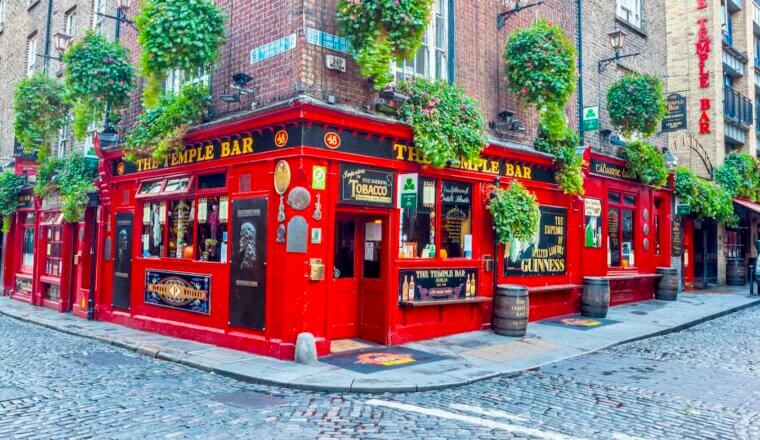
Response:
[27,0,40,10]
[615,17,647,38]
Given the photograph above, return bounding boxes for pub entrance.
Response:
[694,220,718,287]
[329,211,389,344]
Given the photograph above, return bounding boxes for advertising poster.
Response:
[144,270,211,315]
[505,206,567,276]
[339,164,394,207]
[399,268,478,303]
[584,198,603,248]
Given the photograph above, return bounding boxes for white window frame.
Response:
[65,8,77,37]
[92,0,105,34]
[0,0,7,32]
[164,68,210,94]
[57,124,69,159]
[26,35,38,76]
[393,0,449,82]
[617,0,642,29]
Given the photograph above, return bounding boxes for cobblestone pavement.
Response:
[1,306,759,439]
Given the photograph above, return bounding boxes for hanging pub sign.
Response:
[339,164,394,207]
[229,197,268,330]
[696,1,711,134]
[399,268,478,303]
[589,159,636,181]
[144,270,211,315]
[505,206,567,276]
[662,93,687,132]
[17,193,33,209]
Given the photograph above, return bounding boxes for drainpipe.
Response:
[576,0,584,146]
[42,0,54,72]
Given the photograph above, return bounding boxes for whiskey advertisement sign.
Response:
[144,270,211,315]
[398,268,477,303]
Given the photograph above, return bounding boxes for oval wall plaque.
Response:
[643,238,650,251]
[274,160,291,195]
[287,187,311,211]
[643,223,650,235]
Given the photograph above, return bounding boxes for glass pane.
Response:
[623,194,635,205]
[141,202,164,258]
[435,16,445,49]
[164,177,191,193]
[608,192,620,204]
[622,209,634,266]
[608,208,620,267]
[441,181,472,258]
[196,196,227,262]
[168,199,194,259]
[23,226,35,267]
[198,173,226,190]
[334,221,355,278]
[400,178,436,258]
[363,221,382,279]
[138,180,163,195]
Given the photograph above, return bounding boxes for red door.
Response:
[329,217,360,339]
[357,216,387,344]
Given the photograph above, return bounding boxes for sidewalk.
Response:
[1,287,757,393]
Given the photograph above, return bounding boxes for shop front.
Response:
[582,152,674,304]
[94,102,593,359]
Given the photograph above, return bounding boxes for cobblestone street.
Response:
[1,306,758,439]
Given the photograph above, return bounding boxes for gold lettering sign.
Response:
[590,159,636,181]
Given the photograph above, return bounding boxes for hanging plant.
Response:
[715,151,760,201]
[0,172,27,232]
[620,140,669,187]
[63,30,136,140]
[504,19,576,107]
[675,167,736,226]
[487,181,540,244]
[336,0,433,89]
[33,157,62,198]
[534,105,584,195]
[12,73,71,160]
[124,84,211,162]
[136,0,227,107]
[397,78,487,168]
[607,73,666,137]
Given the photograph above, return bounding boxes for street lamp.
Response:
[597,26,640,73]
[116,0,131,13]
[53,32,73,54]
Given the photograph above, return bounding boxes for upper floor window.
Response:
[0,0,7,32]
[65,8,77,37]
[164,68,210,94]
[394,0,449,82]
[26,34,38,76]
[617,0,642,29]
[721,0,732,44]
[92,0,105,34]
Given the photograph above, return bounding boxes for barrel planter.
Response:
[655,267,679,301]
[581,277,610,318]
[493,284,529,337]
[726,259,746,286]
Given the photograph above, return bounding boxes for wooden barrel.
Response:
[726,259,746,286]
[655,267,679,301]
[581,277,610,318]
[493,285,529,337]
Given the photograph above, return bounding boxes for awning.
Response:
[733,198,760,214]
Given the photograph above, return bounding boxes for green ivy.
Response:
[504,19,576,107]
[607,73,666,137]
[675,167,736,226]
[534,104,584,195]
[715,152,760,201]
[34,154,96,223]
[124,84,211,162]
[63,30,136,140]
[487,182,540,244]
[620,140,669,187]
[398,78,487,168]
[136,0,226,107]
[0,172,27,232]
[33,156,61,198]
[336,0,433,89]
[13,73,71,160]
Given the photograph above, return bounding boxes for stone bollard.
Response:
[294,332,319,365]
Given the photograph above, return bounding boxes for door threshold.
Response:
[330,338,381,354]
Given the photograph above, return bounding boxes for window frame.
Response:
[20,211,36,272]
[92,0,105,34]
[616,0,642,29]
[607,191,637,269]
[26,34,38,76]
[65,7,77,37]
[0,0,7,32]
[393,0,450,82]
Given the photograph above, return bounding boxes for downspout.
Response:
[576,0,584,146]
[448,0,456,82]
[42,0,54,72]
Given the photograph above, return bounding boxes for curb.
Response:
[1,296,759,394]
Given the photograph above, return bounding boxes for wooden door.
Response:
[329,217,360,339]
[358,216,387,344]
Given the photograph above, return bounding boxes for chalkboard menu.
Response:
[505,206,567,276]
[672,218,683,257]
[441,181,472,258]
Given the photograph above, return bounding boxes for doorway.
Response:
[693,220,718,287]
[329,213,388,343]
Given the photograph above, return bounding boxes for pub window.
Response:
[608,192,636,268]
[21,212,36,268]
[440,181,472,258]
[168,199,194,259]
[334,220,355,278]
[400,178,437,259]
[199,172,226,190]
[394,0,449,82]
[196,196,228,262]
[141,201,165,258]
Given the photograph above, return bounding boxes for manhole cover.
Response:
[630,310,648,315]
[0,388,29,402]
[82,351,140,367]
[210,391,288,409]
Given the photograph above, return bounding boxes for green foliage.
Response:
[487,182,541,244]
[534,105,584,195]
[336,0,433,89]
[124,84,211,162]
[12,73,71,160]
[621,140,669,187]
[607,73,666,137]
[63,30,136,140]
[398,78,487,168]
[136,0,226,107]
[504,19,576,107]
[0,172,27,230]
[34,154,96,223]
[33,157,61,198]
[675,167,736,226]
[715,152,760,201]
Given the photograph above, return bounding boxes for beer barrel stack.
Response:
[493,285,529,337]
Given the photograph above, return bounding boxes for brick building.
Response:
[666,0,760,287]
